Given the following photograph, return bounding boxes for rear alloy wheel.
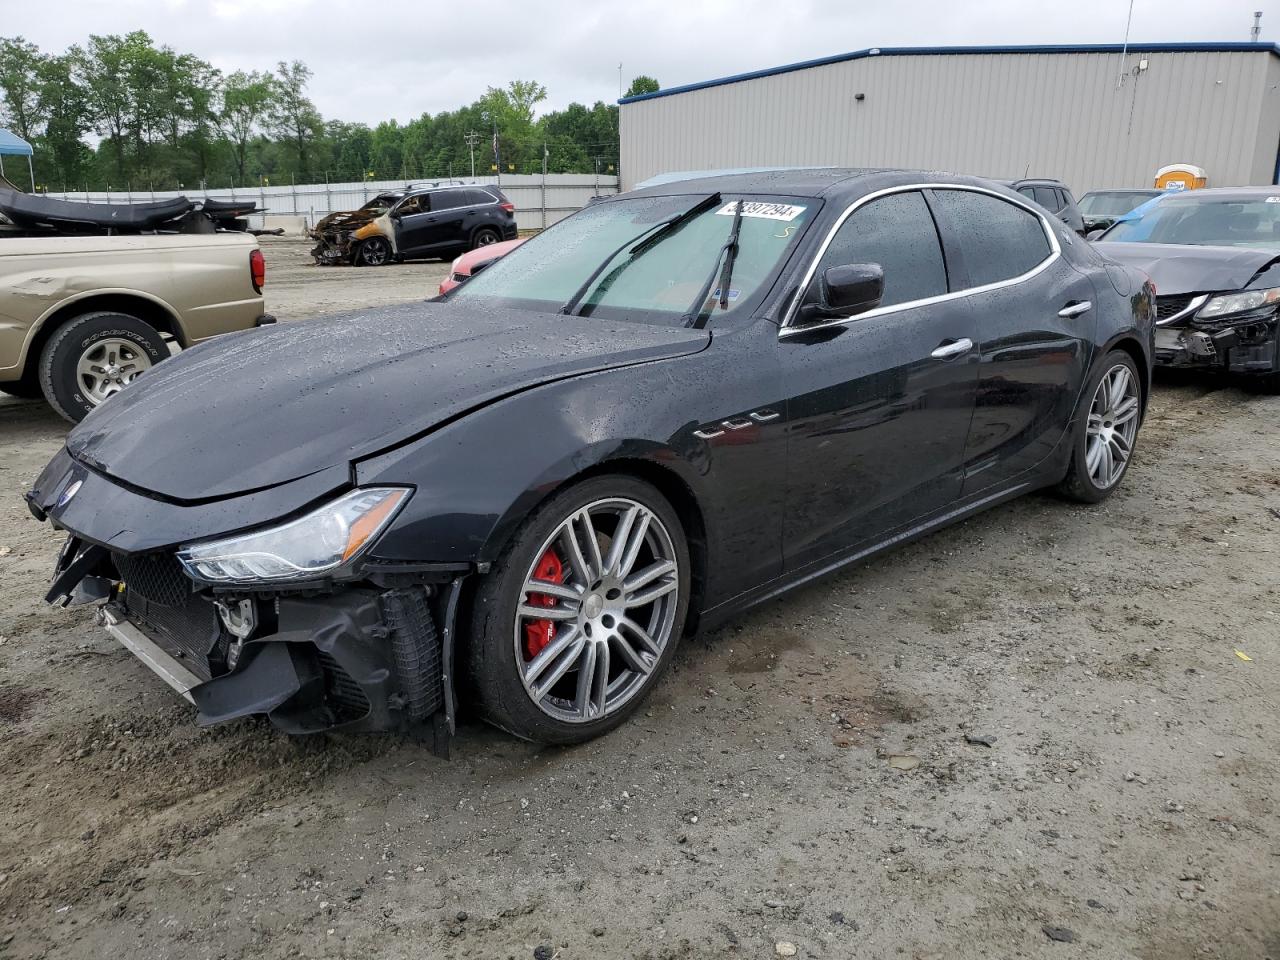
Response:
[470,227,500,250]
[1057,349,1142,502]
[39,311,167,423]
[468,476,690,744]
[358,236,392,266]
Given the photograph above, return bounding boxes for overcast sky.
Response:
[2,0,1271,125]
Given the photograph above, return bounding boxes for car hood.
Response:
[1094,242,1280,295]
[66,302,710,501]
[313,208,378,233]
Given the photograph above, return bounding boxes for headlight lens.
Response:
[177,487,410,584]
[1197,287,1280,319]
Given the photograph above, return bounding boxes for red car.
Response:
[438,238,525,295]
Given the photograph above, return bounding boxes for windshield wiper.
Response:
[682,198,745,330]
[559,192,721,316]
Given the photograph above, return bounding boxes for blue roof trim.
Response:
[618,42,1280,104]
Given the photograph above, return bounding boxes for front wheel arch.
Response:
[474,451,710,639]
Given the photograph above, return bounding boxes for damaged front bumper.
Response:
[311,228,359,265]
[44,534,464,753]
[1154,312,1279,376]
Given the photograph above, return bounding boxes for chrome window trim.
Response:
[779,183,1063,338]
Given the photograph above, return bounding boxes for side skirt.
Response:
[698,477,1043,632]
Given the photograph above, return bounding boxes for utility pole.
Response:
[618,63,623,101]
[1252,10,1263,42]
[463,131,481,178]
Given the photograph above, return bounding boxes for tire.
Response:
[466,474,691,745]
[470,226,501,251]
[357,236,392,266]
[39,311,168,423]
[1056,349,1143,503]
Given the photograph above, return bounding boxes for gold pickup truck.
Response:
[0,231,270,421]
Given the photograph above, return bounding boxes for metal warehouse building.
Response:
[618,43,1280,193]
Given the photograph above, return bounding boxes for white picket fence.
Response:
[43,174,621,232]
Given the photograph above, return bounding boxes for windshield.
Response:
[1104,195,1280,249]
[1079,191,1158,217]
[449,193,816,325]
[359,194,401,215]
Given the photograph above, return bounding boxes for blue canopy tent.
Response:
[0,129,35,191]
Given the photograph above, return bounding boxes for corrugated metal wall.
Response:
[621,50,1280,193]
[41,174,620,232]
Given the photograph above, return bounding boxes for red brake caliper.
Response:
[523,548,565,661]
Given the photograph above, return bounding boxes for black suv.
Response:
[1006,178,1085,235]
[311,184,518,266]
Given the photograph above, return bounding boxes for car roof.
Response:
[624,167,1009,201]
[1154,186,1280,202]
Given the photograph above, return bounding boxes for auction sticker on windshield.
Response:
[716,201,807,221]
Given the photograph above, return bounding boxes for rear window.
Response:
[1033,186,1060,211]
[431,191,468,211]
[931,189,1053,287]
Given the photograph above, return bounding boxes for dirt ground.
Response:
[0,241,1277,959]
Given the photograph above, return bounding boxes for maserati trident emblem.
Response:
[56,479,82,508]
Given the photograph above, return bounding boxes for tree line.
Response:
[0,32,662,191]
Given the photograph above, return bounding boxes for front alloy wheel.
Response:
[468,476,690,744]
[516,498,680,723]
[358,236,392,266]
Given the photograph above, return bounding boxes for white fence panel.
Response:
[43,174,620,233]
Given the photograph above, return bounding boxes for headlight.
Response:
[1197,287,1280,319]
[177,487,410,584]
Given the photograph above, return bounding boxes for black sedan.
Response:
[27,169,1154,749]
[1095,186,1280,389]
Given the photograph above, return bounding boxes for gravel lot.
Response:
[0,241,1277,959]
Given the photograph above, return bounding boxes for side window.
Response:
[930,189,1053,288]
[469,189,494,206]
[814,191,947,309]
[431,192,464,211]
[1033,186,1060,212]
[396,195,425,216]
[1017,185,1036,201]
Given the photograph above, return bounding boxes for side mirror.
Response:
[798,263,885,324]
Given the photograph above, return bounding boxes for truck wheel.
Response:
[39,311,168,423]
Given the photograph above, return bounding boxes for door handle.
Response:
[1058,300,1092,318]
[930,338,973,360]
